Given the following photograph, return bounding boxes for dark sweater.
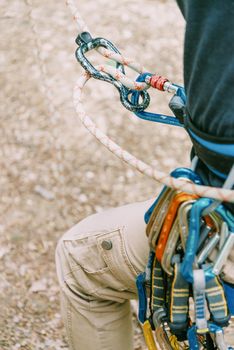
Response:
[176,0,234,210]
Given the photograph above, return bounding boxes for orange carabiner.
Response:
[155,192,198,262]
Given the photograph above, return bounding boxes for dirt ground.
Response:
[0,0,233,349]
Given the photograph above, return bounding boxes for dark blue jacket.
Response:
[176,0,234,211]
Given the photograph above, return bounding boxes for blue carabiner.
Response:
[187,325,199,350]
[131,73,184,127]
[215,204,234,232]
[181,197,214,283]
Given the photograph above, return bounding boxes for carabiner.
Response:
[131,74,184,127]
[75,32,150,112]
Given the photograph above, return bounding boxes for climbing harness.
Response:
[65,1,234,348]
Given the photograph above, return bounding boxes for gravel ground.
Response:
[1,0,233,349]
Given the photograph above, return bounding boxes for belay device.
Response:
[72,22,234,349]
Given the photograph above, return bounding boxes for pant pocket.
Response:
[96,227,139,292]
[63,229,110,273]
[62,227,138,296]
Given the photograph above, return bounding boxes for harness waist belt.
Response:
[185,117,234,179]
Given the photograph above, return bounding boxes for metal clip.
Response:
[219,221,229,251]
[181,197,214,283]
[212,232,234,275]
[210,323,232,350]
[146,168,202,251]
[188,322,232,350]
[152,308,167,328]
[147,188,177,249]
[142,320,158,350]
[197,232,220,265]
[155,192,198,262]
[154,325,173,350]
[215,329,233,350]
[75,32,150,112]
[178,200,195,250]
[161,218,180,275]
[212,205,234,275]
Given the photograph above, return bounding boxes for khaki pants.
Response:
[55,199,153,350]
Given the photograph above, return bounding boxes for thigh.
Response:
[56,198,153,302]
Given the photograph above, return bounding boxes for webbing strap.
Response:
[193,269,208,332]
[188,129,234,157]
[168,263,189,340]
[205,275,230,327]
[152,259,165,311]
[186,114,234,180]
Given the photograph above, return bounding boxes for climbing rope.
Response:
[73,71,234,202]
[66,0,234,202]
[66,3,234,349]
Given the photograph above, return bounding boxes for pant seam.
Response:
[67,296,75,350]
[120,225,141,276]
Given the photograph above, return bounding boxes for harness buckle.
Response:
[169,94,186,124]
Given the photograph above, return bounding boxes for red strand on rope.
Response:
[149,75,169,91]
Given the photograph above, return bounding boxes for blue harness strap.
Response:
[185,116,234,180]
[223,282,234,315]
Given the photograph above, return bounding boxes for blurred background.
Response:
[0,0,206,348]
